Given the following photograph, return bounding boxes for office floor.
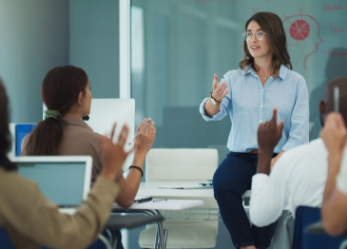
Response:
[127,221,276,249]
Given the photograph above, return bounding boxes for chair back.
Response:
[292,206,347,249]
[0,227,14,249]
[145,148,218,182]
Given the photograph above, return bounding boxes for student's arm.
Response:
[2,124,129,249]
[250,157,289,226]
[320,113,347,236]
[250,108,287,226]
[114,118,156,208]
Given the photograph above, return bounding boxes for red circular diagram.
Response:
[289,20,310,41]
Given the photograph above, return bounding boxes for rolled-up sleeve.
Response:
[282,77,309,151]
[250,157,288,226]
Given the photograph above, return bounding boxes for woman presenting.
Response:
[199,12,309,249]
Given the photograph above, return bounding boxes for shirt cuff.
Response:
[281,141,296,152]
[251,173,270,189]
[93,176,120,199]
[199,97,222,121]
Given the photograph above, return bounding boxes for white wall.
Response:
[69,0,120,99]
[0,0,69,123]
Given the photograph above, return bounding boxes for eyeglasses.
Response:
[243,32,267,41]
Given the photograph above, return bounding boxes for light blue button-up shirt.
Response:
[199,65,309,153]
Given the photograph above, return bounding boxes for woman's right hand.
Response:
[211,74,229,102]
[134,118,156,155]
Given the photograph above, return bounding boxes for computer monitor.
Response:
[10,156,92,207]
[85,98,135,171]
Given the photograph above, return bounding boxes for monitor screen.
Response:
[17,162,86,206]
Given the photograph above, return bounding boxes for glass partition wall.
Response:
[130,0,347,163]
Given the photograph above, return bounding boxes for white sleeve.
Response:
[249,156,289,227]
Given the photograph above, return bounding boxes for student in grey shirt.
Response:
[22,65,156,209]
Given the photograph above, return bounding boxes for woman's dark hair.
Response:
[239,12,293,79]
[0,79,17,171]
[24,66,88,155]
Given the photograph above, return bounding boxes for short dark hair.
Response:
[239,12,293,79]
[0,79,17,171]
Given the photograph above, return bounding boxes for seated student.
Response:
[22,65,156,208]
[320,112,347,236]
[0,79,130,249]
[249,76,347,226]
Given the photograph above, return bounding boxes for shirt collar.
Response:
[278,65,289,80]
[242,64,289,80]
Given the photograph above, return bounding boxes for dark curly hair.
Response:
[239,12,293,79]
[0,79,17,171]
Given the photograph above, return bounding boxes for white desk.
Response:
[113,199,204,210]
[112,198,204,249]
[138,182,251,197]
[137,182,289,249]
[138,181,251,209]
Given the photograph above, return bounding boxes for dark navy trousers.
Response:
[213,152,277,249]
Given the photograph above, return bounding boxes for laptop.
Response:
[10,156,92,214]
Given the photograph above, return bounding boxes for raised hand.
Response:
[100,123,133,181]
[257,108,284,153]
[211,74,229,102]
[320,113,347,155]
[134,118,156,155]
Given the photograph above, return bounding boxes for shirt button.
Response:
[260,105,263,107]
[261,89,264,91]
[259,120,262,123]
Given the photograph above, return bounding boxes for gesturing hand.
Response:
[257,108,285,153]
[211,74,229,102]
[100,123,133,181]
[320,113,347,155]
[134,118,156,155]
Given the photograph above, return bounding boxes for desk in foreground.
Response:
[113,199,204,210]
[112,199,204,249]
[106,215,164,230]
[137,181,251,209]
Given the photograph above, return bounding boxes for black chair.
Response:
[292,206,347,249]
[307,221,347,249]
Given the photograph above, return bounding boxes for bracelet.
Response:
[129,165,144,177]
[209,91,221,104]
